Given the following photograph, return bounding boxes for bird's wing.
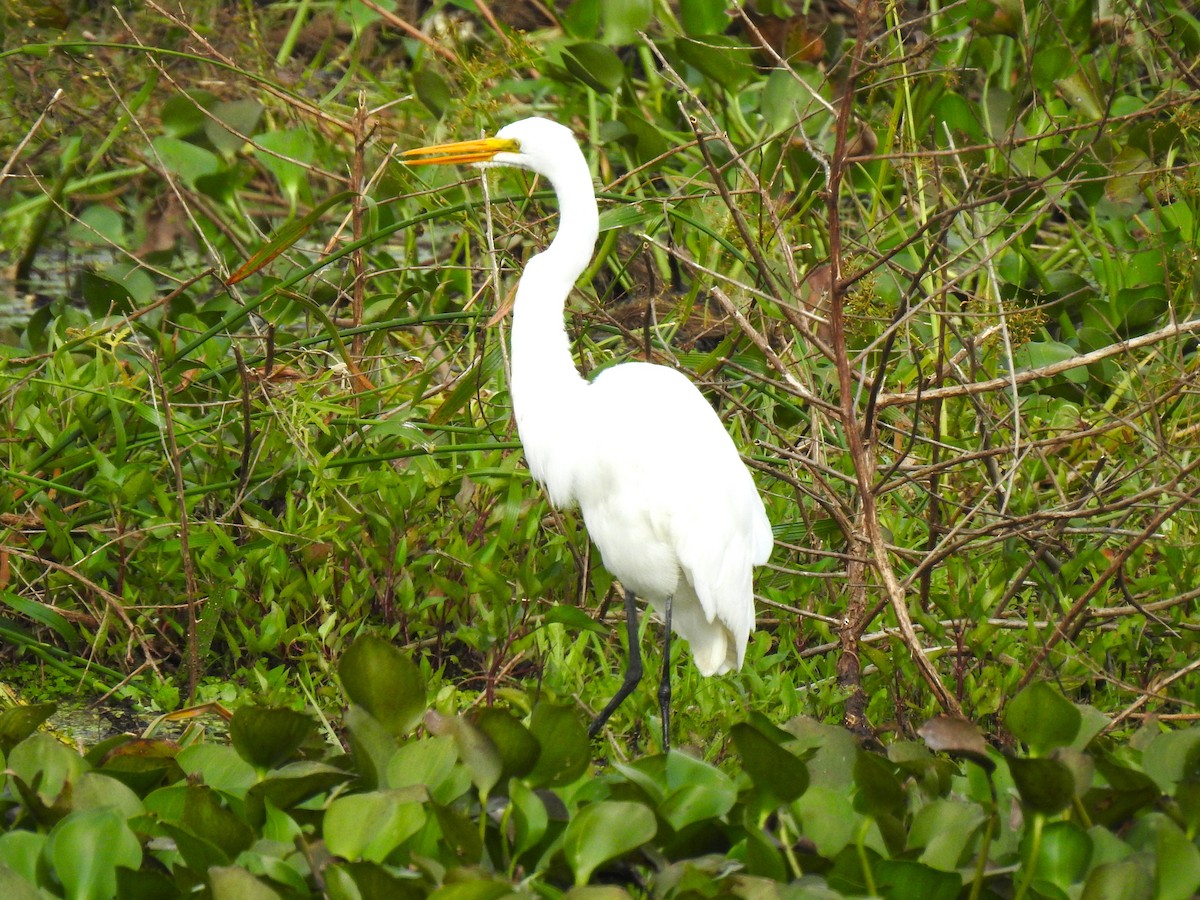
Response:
[584,363,771,659]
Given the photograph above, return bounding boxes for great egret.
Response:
[404,117,772,746]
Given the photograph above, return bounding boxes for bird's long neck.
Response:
[509,155,599,422]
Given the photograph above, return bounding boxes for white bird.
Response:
[403,117,772,746]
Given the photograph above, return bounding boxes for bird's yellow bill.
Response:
[401,136,519,166]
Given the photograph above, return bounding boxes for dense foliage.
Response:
[1,638,1199,898]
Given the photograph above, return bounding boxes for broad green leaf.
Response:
[473,708,540,780]
[854,751,905,819]
[414,68,451,119]
[176,744,258,797]
[873,860,962,900]
[209,865,282,900]
[1004,682,1082,754]
[659,750,736,830]
[181,785,256,860]
[0,702,56,753]
[69,772,143,818]
[48,808,142,900]
[601,0,650,45]
[323,791,426,863]
[229,705,316,769]
[206,99,264,156]
[151,136,220,188]
[387,735,460,798]
[908,799,987,871]
[731,721,809,802]
[679,0,728,36]
[0,866,41,900]
[509,778,548,859]
[339,635,426,735]
[526,703,589,788]
[253,128,315,208]
[1081,860,1153,900]
[1006,756,1075,815]
[563,801,656,885]
[8,732,88,809]
[1127,813,1200,900]
[563,42,624,93]
[1027,821,1092,892]
[0,831,45,886]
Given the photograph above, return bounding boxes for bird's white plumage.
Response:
[466,117,771,676]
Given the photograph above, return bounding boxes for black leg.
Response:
[589,588,643,739]
[658,594,673,750]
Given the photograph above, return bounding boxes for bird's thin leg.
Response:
[588,588,643,739]
[658,594,673,750]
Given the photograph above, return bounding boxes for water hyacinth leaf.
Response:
[229,705,316,769]
[176,744,258,797]
[68,772,143,819]
[181,785,256,860]
[249,761,355,814]
[509,778,548,859]
[473,708,540,780]
[854,751,905,819]
[731,721,809,802]
[1027,821,1092,892]
[564,801,656,885]
[0,702,56,753]
[338,635,426,736]
[209,865,282,900]
[1004,682,1081,755]
[0,867,40,900]
[0,831,46,886]
[324,791,426,863]
[908,799,988,871]
[48,807,142,900]
[1006,756,1075,815]
[659,750,737,831]
[1081,860,1153,900]
[873,859,962,900]
[8,732,88,809]
[387,735,459,796]
[1127,813,1200,900]
[527,703,589,788]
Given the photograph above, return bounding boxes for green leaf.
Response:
[509,778,548,859]
[873,859,962,900]
[0,702,56,753]
[206,99,264,156]
[1006,756,1075,815]
[601,0,650,45]
[1004,682,1082,754]
[324,791,426,863]
[1029,821,1093,892]
[658,750,736,831]
[908,799,988,871]
[209,865,282,900]
[0,866,41,900]
[339,635,426,735]
[674,36,754,90]
[0,831,46,886]
[543,604,609,636]
[1082,860,1154,900]
[8,732,88,809]
[562,42,625,93]
[731,721,809,803]
[414,68,451,119]
[229,705,316,769]
[473,708,540,780]
[387,735,460,798]
[1127,813,1200,900]
[150,136,220,188]
[48,808,142,900]
[563,801,656,885]
[181,785,257,860]
[525,703,589,789]
[176,744,258,797]
[679,0,728,36]
[253,128,315,208]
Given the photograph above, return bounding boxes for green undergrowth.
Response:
[1,639,1198,899]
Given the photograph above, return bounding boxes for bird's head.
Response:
[401,116,580,179]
